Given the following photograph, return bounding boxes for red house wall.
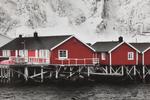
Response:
[111,43,137,65]
[28,50,36,57]
[50,37,95,65]
[138,53,142,65]
[0,50,2,56]
[144,49,150,65]
[97,52,109,65]
[10,50,15,56]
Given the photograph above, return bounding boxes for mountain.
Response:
[0,0,150,43]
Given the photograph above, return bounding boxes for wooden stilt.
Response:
[24,66,28,82]
[34,68,36,75]
[18,68,21,78]
[87,66,90,77]
[143,65,146,83]
[8,68,11,83]
[55,66,59,79]
[41,66,44,83]
[121,66,124,76]
[69,67,72,77]
[49,71,52,78]
[133,65,136,76]
[0,67,2,83]
[106,66,108,74]
[110,66,112,74]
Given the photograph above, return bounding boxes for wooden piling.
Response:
[41,66,44,83]
[142,65,146,83]
[24,66,28,82]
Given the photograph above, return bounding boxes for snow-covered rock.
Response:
[0,0,150,43]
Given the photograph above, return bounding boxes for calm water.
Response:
[0,81,150,100]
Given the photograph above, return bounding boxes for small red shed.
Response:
[142,46,150,65]
[92,37,140,66]
[130,43,150,66]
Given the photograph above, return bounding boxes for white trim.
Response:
[15,50,18,57]
[50,35,95,52]
[39,49,49,58]
[58,50,68,60]
[73,35,95,51]
[109,52,112,66]
[142,46,150,54]
[2,50,10,57]
[109,41,140,53]
[136,51,138,65]
[101,52,106,60]
[35,50,38,58]
[127,52,134,60]
[142,53,144,65]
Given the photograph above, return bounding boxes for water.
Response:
[0,82,150,100]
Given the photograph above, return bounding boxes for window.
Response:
[2,50,10,57]
[101,52,106,60]
[58,50,68,59]
[39,50,49,58]
[19,50,24,57]
[128,52,134,60]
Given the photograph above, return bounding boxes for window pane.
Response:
[128,52,134,60]
[59,50,67,59]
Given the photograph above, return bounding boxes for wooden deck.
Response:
[0,63,149,84]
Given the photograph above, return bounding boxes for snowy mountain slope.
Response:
[0,34,11,47]
[0,0,150,43]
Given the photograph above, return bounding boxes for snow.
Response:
[0,0,150,44]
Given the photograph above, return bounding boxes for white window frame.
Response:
[128,52,134,60]
[19,50,24,57]
[58,50,68,60]
[101,52,106,60]
[2,50,10,57]
[39,49,49,58]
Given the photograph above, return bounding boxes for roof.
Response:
[0,35,71,50]
[92,41,141,53]
[130,43,150,52]
[92,41,120,52]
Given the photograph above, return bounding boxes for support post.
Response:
[121,66,124,76]
[133,65,136,76]
[106,66,108,74]
[110,66,112,75]
[8,68,11,83]
[34,68,36,75]
[69,67,72,77]
[55,66,59,79]
[87,66,90,77]
[1,67,3,82]
[143,65,146,83]
[41,66,44,83]
[24,66,28,82]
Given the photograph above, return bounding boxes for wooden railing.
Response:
[28,57,49,64]
[55,58,99,66]
[9,57,49,64]
[1,56,99,65]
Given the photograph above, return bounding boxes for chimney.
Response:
[34,31,38,38]
[118,36,123,43]
[86,43,92,46]
[19,34,22,38]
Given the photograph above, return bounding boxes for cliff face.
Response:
[0,0,150,42]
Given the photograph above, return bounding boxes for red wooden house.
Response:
[143,47,150,65]
[0,33,97,65]
[130,43,150,66]
[92,37,140,66]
